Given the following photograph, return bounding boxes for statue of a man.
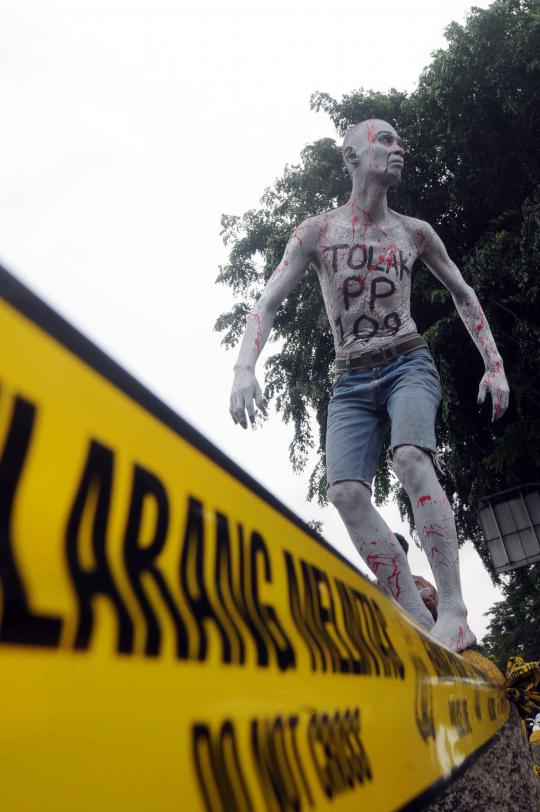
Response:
[229,119,509,652]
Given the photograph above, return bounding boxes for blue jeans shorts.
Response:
[326,348,442,486]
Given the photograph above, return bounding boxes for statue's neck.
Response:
[346,179,389,225]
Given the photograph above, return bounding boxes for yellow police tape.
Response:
[0,267,509,811]
[505,657,540,717]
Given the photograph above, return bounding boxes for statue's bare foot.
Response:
[430,610,476,653]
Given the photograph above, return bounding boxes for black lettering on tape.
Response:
[220,721,255,812]
[214,514,247,665]
[421,636,473,682]
[251,717,284,810]
[356,595,388,675]
[272,717,300,809]
[284,551,323,671]
[287,554,369,675]
[308,713,331,797]
[474,689,482,721]
[307,707,372,800]
[449,697,472,738]
[369,600,405,680]
[123,464,188,657]
[288,716,314,807]
[66,440,134,652]
[410,653,435,742]
[193,720,254,812]
[285,552,404,678]
[250,532,295,672]
[180,497,232,662]
[234,522,271,667]
[334,581,381,676]
[251,716,307,811]
[311,566,357,674]
[300,560,335,673]
[349,708,373,783]
[0,396,62,647]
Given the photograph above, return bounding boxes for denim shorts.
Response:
[326,348,442,486]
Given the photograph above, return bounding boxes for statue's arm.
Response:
[419,224,510,421]
[229,221,316,429]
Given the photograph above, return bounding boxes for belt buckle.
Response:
[345,356,352,371]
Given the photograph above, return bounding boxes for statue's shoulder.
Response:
[291,210,338,251]
[296,209,336,231]
[389,209,430,231]
[389,210,434,249]
[301,207,353,234]
[295,213,322,230]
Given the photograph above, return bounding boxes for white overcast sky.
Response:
[0,0,503,637]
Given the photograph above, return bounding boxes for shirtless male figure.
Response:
[229,119,509,652]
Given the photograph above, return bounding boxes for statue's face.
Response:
[357,120,404,183]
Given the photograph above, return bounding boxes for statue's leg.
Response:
[328,480,435,630]
[326,361,434,630]
[384,348,476,652]
[392,445,476,652]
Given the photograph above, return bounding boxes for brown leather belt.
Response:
[335,333,427,372]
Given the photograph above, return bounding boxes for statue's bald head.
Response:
[342,119,398,178]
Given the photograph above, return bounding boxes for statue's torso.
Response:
[313,210,423,354]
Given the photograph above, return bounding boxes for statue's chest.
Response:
[319,238,416,314]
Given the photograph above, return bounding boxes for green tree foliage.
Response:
[215,0,540,573]
[481,565,540,669]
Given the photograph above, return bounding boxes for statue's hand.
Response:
[230,368,265,429]
[477,364,510,421]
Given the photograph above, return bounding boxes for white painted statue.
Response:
[229,119,510,652]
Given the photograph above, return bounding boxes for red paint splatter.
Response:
[423,523,445,539]
[317,214,330,245]
[366,553,402,599]
[249,312,263,354]
[418,495,432,508]
[475,305,485,337]
[351,214,360,241]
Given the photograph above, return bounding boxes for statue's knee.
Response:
[392,445,431,487]
[327,480,371,516]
